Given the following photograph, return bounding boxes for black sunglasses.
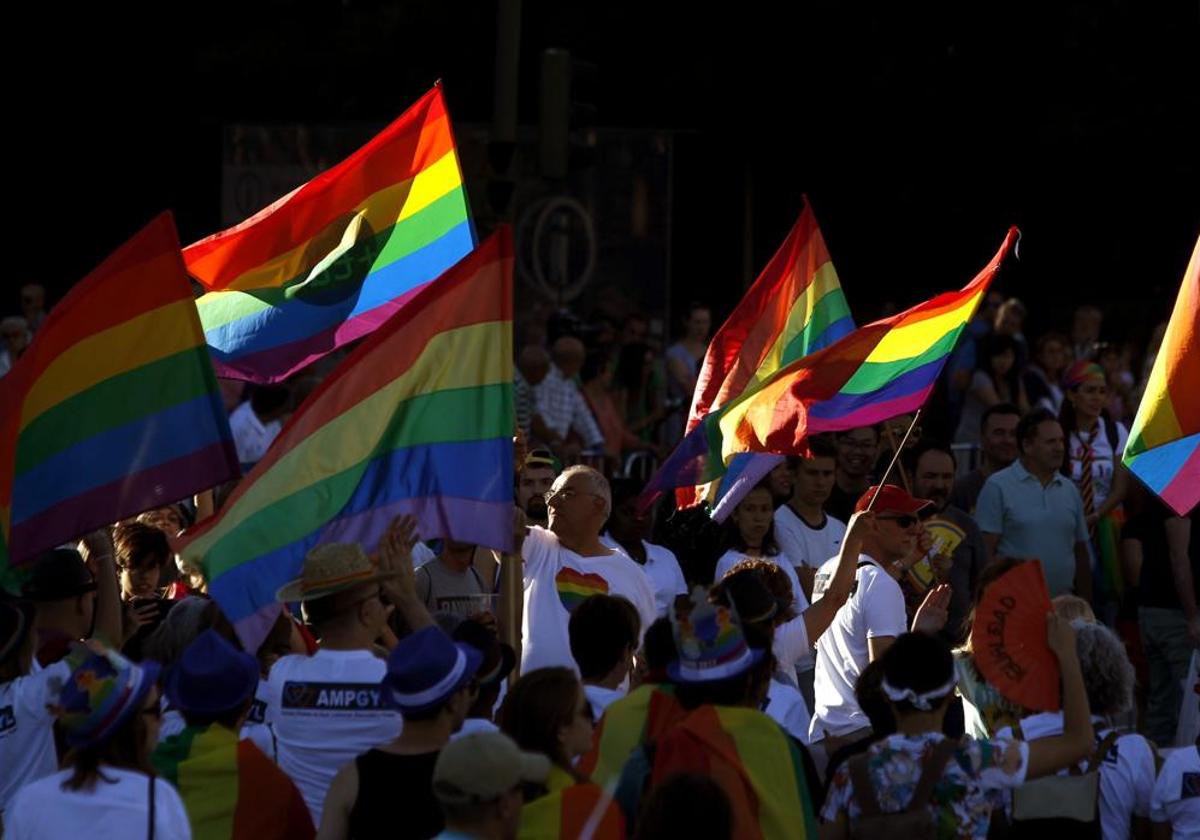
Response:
[877,514,919,528]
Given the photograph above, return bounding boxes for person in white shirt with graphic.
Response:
[263,516,433,825]
[516,466,656,675]
[997,620,1156,840]
[774,436,847,601]
[809,485,952,751]
[1151,742,1200,840]
[601,478,688,618]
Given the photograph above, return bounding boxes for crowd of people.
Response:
[1,280,1197,840]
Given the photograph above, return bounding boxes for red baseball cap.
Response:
[854,484,934,516]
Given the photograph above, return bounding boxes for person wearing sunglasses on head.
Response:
[809,485,953,755]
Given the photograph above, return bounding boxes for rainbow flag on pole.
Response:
[187,84,475,384]
[717,228,1018,459]
[642,203,853,513]
[0,214,239,575]
[1122,236,1200,515]
[177,229,514,649]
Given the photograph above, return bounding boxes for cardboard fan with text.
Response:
[970,560,1061,711]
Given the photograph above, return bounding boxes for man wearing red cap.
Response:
[809,485,952,753]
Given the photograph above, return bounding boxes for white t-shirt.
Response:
[240,680,276,761]
[600,535,688,617]
[1066,421,1129,510]
[229,400,282,467]
[0,659,70,815]
[584,684,626,722]
[262,648,402,825]
[774,506,847,570]
[810,556,908,741]
[712,550,810,614]
[997,712,1155,840]
[765,679,811,743]
[773,613,813,680]
[4,767,191,839]
[1151,746,1200,839]
[520,527,657,675]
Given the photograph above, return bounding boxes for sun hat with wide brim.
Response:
[276,542,402,603]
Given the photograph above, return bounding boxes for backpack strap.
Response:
[905,738,960,813]
[1085,731,1120,774]
[848,754,882,817]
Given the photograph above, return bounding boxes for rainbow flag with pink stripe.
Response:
[1122,236,1200,515]
[716,228,1018,461]
[187,85,474,384]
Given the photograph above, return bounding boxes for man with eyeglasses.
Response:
[514,465,656,676]
[825,427,881,523]
[809,485,952,753]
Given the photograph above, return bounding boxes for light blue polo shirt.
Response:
[974,459,1090,596]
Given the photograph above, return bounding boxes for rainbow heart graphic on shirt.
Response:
[555,567,610,613]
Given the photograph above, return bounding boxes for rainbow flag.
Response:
[1122,236,1199,515]
[518,767,625,840]
[0,214,239,574]
[642,203,854,513]
[187,85,475,384]
[177,229,514,649]
[577,683,685,788]
[153,724,314,839]
[648,705,817,840]
[718,228,1018,461]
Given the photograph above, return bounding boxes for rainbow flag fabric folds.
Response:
[648,705,817,840]
[153,724,314,839]
[643,203,854,513]
[1122,236,1200,515]
[0,213,239,573]
[187,85,475,383]
[718,227,1018,460]
[177,229,514,649]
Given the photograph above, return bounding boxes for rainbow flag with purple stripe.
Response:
[187,85,475,384]
[640,203,853,514]
[177,229,513,650]
[716,228,1017,459]
[0,214,239,574]
[1122,236,1199,515]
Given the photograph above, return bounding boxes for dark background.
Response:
[10,1,1199,346]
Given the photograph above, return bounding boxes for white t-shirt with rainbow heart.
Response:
[520,526,656,675]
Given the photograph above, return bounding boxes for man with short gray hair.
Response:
[514,466,655,674]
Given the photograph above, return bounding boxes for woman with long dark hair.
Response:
[954,334,1029,446]
[711,484,805,614]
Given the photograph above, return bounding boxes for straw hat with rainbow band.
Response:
[51,641,161,749]
[668,586,764,683]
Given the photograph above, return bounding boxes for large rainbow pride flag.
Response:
[187,85,475,383]
[1122,235,1199,515]
[177,229,514,648]
[718,228,1018,460]
[0,214,239,575]
[641,203,853,513]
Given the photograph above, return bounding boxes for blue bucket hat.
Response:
[381,626,483,716]
[53,642,161,748]
[166,629,260,716]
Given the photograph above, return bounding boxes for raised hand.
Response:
[912,583,952,634]
[1045,612,1079,661]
